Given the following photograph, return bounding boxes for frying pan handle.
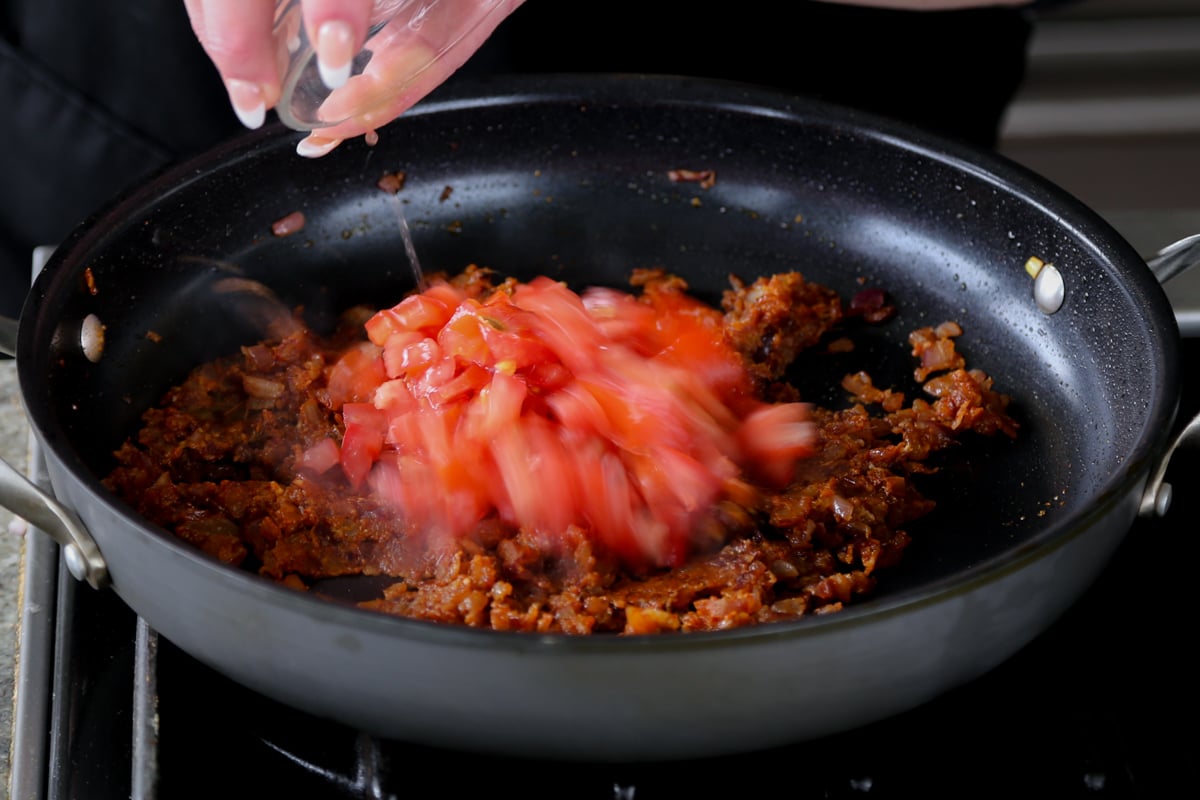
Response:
[1139,409,1200,519]
[1139,233,1200,516]
[0,455,109,589]
[2,264,109,587]
[1146,233,1200,285]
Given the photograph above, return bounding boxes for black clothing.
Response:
[1,1,241,318]
[481,2,1034,150]
[0,0,1036,319]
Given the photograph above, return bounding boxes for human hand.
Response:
[183,0,525,157]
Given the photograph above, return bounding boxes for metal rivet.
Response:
[1033,263,1064,315]
[63,543,88,582]
[80,313,105,362]
[1153,482,1173,518]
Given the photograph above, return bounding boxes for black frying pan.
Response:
[0,74,1188,761]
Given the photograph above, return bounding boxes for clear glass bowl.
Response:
[272,0,508,132]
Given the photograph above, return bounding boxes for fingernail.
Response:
[296,136,342,158]
[226,79,266,130]
[316,20,354,89]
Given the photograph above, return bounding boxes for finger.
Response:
[184,0,281,129]
[296,135,345,158]
[300,0,375,90]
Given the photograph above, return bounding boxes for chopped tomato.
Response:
[436,303,491,365]
[327,342,386,407]
[737,402,818,487]
[297,437,341,476]
[433,362,491,406]
[388,336,441,380]
[339,402,388,489]
[388,293,453,333]
[380,330,425,378]
[461,371,528,442]
[323,275,818,569]
[489,415,578,540]
[420,279,470,312]
[373,378,418,414]
[573,448,641,563]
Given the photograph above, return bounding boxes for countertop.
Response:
[1,358,28,793]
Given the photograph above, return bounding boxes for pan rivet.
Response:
[80,314,105,363]
[63,543,87,582]
[1149,482,1173,517]
[1031,262,1064,315]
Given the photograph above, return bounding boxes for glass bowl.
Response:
[272,0,507,132]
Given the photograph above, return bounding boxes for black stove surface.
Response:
[26,342,1200,800]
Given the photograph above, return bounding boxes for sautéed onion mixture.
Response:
[104,265,1018,634]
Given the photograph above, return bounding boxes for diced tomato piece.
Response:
[340,402,388,489]
[373,378,417,414]
[385,406,423,452]
[381,331,425,378]
[634,447,723,517]
[582,286,661,351]
[364,309,406,347]
[628,510,675,570]
[412,405,460,477]
[509,278,605,373]
[409,356,458,399]
[659,324,749,399]
[487,331,558,374]
[461,371,528,442]
[737,402,817,487]
[641,280,726,328]
[544,380,612,438]
[619,449,721,568]
[436,304,491,366]
[522,360,571,392]
[482,326,558,373]
[365,293,452,345]
[342,402,387,437]
[394,337,441,378]
[387,293,453,332]
[489,416,577,540]
[327,342,385,407]
[577,375,681,454]
[297,437,341,476]
[574,449,641,564]
[368,453,435,528]
[421,279,468,310]
[365,453,407,511]
[432,362,491,406]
